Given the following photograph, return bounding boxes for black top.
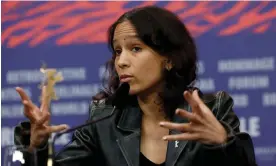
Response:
[140,152,165,166]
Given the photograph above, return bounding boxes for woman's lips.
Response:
[119,75,133,82]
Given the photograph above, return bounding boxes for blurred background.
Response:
[1,1,276,166]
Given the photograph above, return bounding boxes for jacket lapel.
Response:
[116,106,142,166]
[117,132,140,166]
[165,103,191,166]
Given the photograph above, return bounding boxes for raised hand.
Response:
[16,86,69,151]
[160,90,227,145]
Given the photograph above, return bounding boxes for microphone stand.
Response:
[47,106,53,166]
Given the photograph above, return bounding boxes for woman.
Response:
[14,6,257,166]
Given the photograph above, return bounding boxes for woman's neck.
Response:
[137,91,167,122]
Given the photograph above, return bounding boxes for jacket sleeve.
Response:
[194,91,257,166]
[13,101,102,166]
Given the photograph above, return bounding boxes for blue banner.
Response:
[2,1,276,166]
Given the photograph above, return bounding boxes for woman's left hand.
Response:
[160,89,227,145]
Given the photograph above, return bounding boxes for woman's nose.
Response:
[117,51,130,69]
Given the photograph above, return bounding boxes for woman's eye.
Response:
[132,47,142,52]
[115,49,122,55]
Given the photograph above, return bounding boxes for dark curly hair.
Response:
[93,6,198,118]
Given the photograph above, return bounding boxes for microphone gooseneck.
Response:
[49,83,130,166]
[52,106,117,144]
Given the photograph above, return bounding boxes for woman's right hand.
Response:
[15,86,69,151]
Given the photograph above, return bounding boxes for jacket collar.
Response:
[116,105,142,132]
[115,88,210,131]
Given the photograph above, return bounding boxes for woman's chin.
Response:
[129,89,137,95]
[128,87,140,96]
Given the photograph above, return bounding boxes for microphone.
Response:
[48,83,130,166]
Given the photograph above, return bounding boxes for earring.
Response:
[165,60,173,71]
[165,64,172,71]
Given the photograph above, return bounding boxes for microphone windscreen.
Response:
[111,83,130,107]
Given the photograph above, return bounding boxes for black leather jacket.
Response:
[14,91,257,166]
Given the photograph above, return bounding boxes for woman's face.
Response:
[113,21,167,95]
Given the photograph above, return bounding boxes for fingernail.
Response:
[61,128,68,132]
[61,125,69,132]
[159,122,164,126]
[162,136,167,140]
